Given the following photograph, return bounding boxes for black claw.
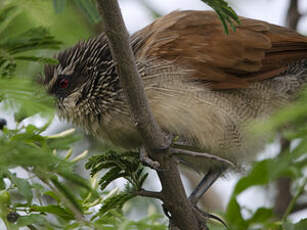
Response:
[162,204,172,219]
[0,118,7,130]
[195,206,229,230]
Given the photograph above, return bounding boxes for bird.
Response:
[43,10,307,206]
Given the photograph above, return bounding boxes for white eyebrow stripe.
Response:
[61,62,76,75]
[47,69,58,90]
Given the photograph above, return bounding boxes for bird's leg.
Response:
[170,147,235,168]
[189,168,229,228]
[189,169,223,206]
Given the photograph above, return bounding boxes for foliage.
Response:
[201,0,240,33]
[86,151,149,214]
[53,0,100,23]
[0,0,306,230]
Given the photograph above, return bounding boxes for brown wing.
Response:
[133,10,307,89]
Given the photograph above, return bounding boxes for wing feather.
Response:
[133,10,307,89]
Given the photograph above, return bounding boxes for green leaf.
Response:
[0,27,61,54]
[0,5,21,36]
[86,151,148,194]
[99,191,134,214]
[0,170,6,190]
[247,208,273,225]
[99,167,125,191]
[73,0,101,23]
[233,153,300,197]
[8,173,33,204]
[233,160,271,196]
[30,205,74,220]
[50,176,83,215]
[44,191,61,203]
[16,214,46,227]
[225,197,247,230]
[58,170,100,199]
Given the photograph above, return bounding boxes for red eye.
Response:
[59,78,69,89]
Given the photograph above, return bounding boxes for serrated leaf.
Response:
[86,151,148,193]
[99,167,126,191]
[100,192,134,214]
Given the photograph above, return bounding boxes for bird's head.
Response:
[42,34,122,127]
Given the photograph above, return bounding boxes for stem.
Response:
[282,177,307,221]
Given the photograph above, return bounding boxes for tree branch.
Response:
[134,189,164,200]
[286,0,301,30]
[95,1,201,229]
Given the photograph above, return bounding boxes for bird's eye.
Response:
[59,78,69,89]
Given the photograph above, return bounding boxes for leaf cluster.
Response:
[86,151,149,213]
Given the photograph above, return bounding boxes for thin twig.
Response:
[134,189,164,200]
[170,147,235,168]
[282,177,307,221]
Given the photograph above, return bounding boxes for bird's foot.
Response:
[139,133,174,170]
[193,206,228,229]
[140,146,160,169]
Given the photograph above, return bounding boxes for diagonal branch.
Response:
[95,0,201,229]
[134,189,164,200]
[170,147,235,168]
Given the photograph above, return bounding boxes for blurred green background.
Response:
[0,0,306,229]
